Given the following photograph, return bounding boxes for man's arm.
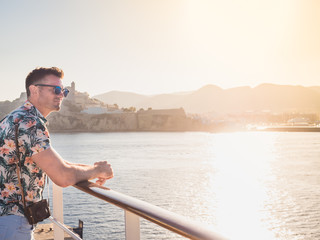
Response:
[64,161,109,185]
[31,147,113,187]
[65,161,90,167]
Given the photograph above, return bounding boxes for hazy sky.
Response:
[1,0,319,101]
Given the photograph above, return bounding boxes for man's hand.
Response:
[94,161,114,185]
[95,177,108,185]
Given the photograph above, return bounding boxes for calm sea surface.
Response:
[45,132,320,240]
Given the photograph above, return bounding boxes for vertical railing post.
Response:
[53,183,64,240]
[125,210,140,240]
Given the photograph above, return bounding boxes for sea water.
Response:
[46,132,320,240]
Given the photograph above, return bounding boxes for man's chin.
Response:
[52,104,61,111]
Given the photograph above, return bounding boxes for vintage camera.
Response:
[24,199,51,225]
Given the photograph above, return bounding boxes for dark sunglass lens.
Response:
[54,87,62,95]
[63,89,69,97]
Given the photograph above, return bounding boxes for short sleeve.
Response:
[20,118,51,157]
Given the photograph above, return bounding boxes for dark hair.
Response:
[25,67,64,97]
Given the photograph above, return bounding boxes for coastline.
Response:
[257,126,320,132]
[49,126,320,133]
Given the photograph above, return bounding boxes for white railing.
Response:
[51,181,228,240]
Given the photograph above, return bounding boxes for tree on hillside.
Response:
[121,106,136,112]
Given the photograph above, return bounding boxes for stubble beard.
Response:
[52,99,62,112]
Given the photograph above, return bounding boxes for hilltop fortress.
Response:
[0,82,204,132]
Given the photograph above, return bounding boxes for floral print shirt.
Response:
[0,101,51,216]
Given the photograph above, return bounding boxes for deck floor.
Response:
[34,223,74,240]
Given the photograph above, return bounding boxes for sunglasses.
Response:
[35,84,70,97]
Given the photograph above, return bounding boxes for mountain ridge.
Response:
[94,84,320,114]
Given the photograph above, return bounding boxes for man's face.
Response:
[36,74,65,112]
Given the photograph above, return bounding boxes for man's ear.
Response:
[29,85,38,96]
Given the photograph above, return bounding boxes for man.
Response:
[0,67,114,239]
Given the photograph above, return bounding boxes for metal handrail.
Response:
[73,181,228,240]
[48,216,82,240]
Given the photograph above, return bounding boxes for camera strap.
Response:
[14,123,27,211]
[14,124,50,210]
[14,123,51,225]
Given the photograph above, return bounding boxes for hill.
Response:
[94,84,320,114]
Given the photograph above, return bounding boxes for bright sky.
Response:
[0,0,319,101]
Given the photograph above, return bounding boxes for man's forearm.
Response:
[33,148,113,187]
[65,164,99,186]
[65,161,90,168]
[63,161,113,187]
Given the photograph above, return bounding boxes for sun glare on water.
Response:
[206,132,280,239]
